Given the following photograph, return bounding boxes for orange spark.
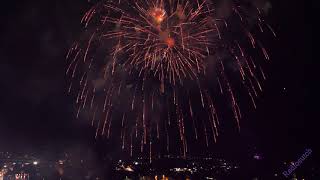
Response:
[165,37,175,48]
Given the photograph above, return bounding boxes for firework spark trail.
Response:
[67,0,275,159]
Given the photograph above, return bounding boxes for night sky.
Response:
[0,0,317,171]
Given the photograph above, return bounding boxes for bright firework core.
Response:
[150,8,166,24]
[165,37,175,48]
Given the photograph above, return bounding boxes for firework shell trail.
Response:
[66,0,275,160]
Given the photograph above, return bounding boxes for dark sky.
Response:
[0,0,317,166]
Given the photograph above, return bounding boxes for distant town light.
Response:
[33,161,38,165]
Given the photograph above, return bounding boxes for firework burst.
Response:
[67,0,275,160]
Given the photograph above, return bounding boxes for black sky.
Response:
[0,0,317,168]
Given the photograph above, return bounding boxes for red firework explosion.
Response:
[66,0,275,161]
